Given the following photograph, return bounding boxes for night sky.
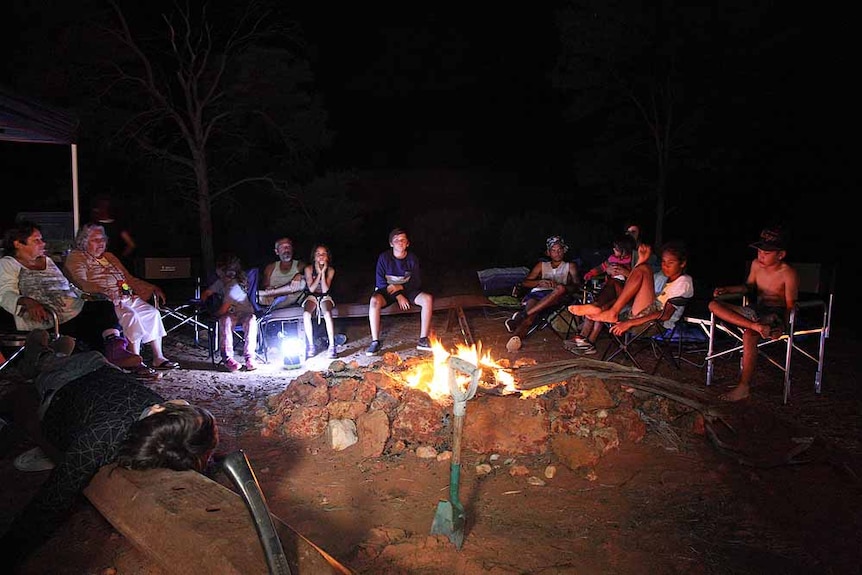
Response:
[1,2,854,324]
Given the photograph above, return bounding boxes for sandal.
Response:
[153,359,181,370]
[130,364,161,380]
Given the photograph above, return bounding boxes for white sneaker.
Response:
[506,336,522,352]
[14,446,55,472]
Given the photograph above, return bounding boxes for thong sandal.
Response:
[153,359,181,370]
[129,364,161,380]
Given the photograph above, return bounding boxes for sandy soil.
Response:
[2,308,861,575]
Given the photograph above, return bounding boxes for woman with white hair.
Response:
[64,223,179,370]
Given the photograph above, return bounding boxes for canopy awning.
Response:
[0,85,81,231]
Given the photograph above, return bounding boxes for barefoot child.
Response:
[708,227,798,402]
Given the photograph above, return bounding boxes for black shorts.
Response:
[374,288,422,308]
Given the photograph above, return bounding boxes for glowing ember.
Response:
[403,337,518,399]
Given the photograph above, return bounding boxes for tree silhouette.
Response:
[552,1,726,243]
[100,0,330,276]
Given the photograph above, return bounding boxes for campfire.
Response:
[399,337,557,400]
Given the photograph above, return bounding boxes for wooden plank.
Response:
[260,294,496,322]
[84,465,353,575]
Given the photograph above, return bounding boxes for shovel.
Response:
[221,450,292,575]
[430,355,481,549]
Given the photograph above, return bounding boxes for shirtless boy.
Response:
[708,227,798,401]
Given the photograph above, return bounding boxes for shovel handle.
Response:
[221,450,292,575]
[451,413,464,466]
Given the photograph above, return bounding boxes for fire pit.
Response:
[257,336,677,473]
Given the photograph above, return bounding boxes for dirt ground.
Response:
[2,307,861,575]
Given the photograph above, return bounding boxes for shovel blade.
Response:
[430,500,465,549]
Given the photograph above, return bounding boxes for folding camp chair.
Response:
[602,296,692,372]
[251,268,309,364]
[0,308,60,375]
[699,262,835,404]
[200,266,268,365]
[476,267,530,318]
[144,257,210,347]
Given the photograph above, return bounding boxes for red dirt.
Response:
[3,310,861,575]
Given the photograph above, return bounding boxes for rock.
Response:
[390,388,445,445]
[356,410,390,458]
[327,419,358,451]
[464,395,549,455]
[551,434,601,470]
[416,445,438,458]
[284,405,329,438]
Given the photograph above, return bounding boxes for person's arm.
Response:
[0,257,52,325]
[713,263,754,299]
[374,253,389,291]
[259,263,274,290]
[109,253,161,303]
[583,261,606,281]
[308,263,333,295]
[62,251,100,295]
[0,257,23,316]
[303,264,315,292]
[781,265,800,330]
[119,229,136,257]
[259,278,305,297]
[520,262,549,289]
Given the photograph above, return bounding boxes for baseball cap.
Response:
[749,227,786,251]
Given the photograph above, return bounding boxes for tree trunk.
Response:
[194,156,215,281]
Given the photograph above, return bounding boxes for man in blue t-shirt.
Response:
[366,228,434,355]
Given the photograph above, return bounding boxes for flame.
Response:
[402,337,518,399]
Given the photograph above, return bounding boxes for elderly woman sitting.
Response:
[63,223,180,370]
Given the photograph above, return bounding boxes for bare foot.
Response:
[568,304,601,316]
[752,323,773,339]
[592,309,619,323]
[718,385,750,402]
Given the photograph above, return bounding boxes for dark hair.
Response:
[633,231,654,248]
[215,253,249,291]
[115,404,218,473]
[3,220,41,254]
[388,227,408,243]
[659,240,688,263]
[612,233,636,255]
[309,244,333,266]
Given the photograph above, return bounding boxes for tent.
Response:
[0,85,81,232]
